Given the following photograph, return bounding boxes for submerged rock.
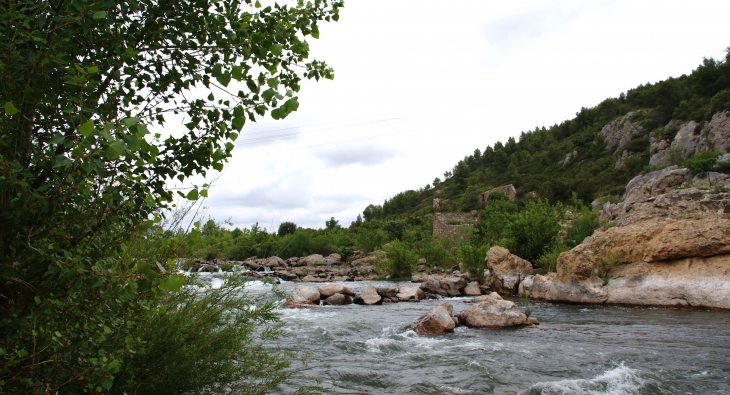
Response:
[411,302,456,336]
[457,292,534,328]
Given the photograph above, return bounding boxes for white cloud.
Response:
[181,0,730,230]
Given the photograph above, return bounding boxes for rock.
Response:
[318,283,355,298]
[353,286,382,305]
[411,273,429,283]
[323,293,353,306]
[396,286,425,301]
[462,281,482,296]
[284,285,320,308]
[411,302,456,336]
[300,254,325,266]
[418,258,427,265]
[265,256,287,268]
[420,276,446,296]
[274,269,299,281]
[483,246,533,295]
[439,276,467,296]
[457,292,532,328]
[351,250,387,267]
[600,111,644,154]
[376,287,399,299]
[323,254,341,265]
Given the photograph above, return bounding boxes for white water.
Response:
[249,280,730,394]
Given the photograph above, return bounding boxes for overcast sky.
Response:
[185,0,730,231]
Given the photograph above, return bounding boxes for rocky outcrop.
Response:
[439,276,468,297]
[284,285,320,308]
[457,292,537,328]
[411,302,456,336]
[600,167,730,227]
[522,167,730,309]
[484,246,533,295]
[650,112,730,166]
[354,286,382,305]
[600,111,644,154]
[376,287,399,303]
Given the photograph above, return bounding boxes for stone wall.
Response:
[478,184,517,205]
[433,212,479,238]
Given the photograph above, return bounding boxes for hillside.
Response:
[363,52,730,221]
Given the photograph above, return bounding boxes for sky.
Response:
[182,0,730,231]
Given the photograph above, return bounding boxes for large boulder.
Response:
[376,286,399,303]
[411,302,456,336]
[353,286,382,305]
[300,254,325,266]
[318,283,355,298]
[420,276,446,296]
[323,293,353,306]
[462,281,482,296]
[457,292,534,328]
[484,246,533,295]
[284,285,320,308]
[396,286,425,301]
[439,276,468,296]
[265,256,287,268]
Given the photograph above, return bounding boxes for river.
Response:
[227,278,730,394]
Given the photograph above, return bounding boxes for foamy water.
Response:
[250,280,730,394]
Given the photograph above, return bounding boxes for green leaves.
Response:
[4,101,19,115]
[79,120,95,136]
[93,11,107,19]
[159,274,185,292]
[105,140,126,160]
[186,189,199,200]
[232,116,245,131]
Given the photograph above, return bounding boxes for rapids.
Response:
[248,279,729,394]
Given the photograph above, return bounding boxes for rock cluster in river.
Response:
[410,293,538,336]
[285,283,427,308]
[189,250,389,282]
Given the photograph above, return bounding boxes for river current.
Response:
[234,278,729,394]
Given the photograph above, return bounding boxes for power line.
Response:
[234,115,411,146]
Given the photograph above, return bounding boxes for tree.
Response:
[0,0,342,392]
[325,216,340,230]
[278,221,298,236]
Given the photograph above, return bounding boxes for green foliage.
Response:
[503,199,563,262]
[0,0,341,392]
[418,238,456,268]
[325,217,340,230]
[684,150,723,176]
[111,276,295,395]
[278,221,298,236]
[459,184,487,212]
[535,241,570,273]
[565,193,599,247]
[457,245,487,283]
[384,240,417,278]
[597,253,620,286]
[475,199,519,245]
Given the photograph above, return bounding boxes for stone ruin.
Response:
[478,184,517,206]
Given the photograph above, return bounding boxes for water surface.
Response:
[260,280,729,394]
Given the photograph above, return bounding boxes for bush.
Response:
[457,245,487,282]
[536,241,570,273]
[111,276,297,395]
[419,239,454,268]
[503,199,563,262]
[385,240,417,278]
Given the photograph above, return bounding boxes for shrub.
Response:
[385,240,417,278]
[503,199,563,262]
[111,276,297,395]
[457,244,487,282]
[536,241,570,273]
